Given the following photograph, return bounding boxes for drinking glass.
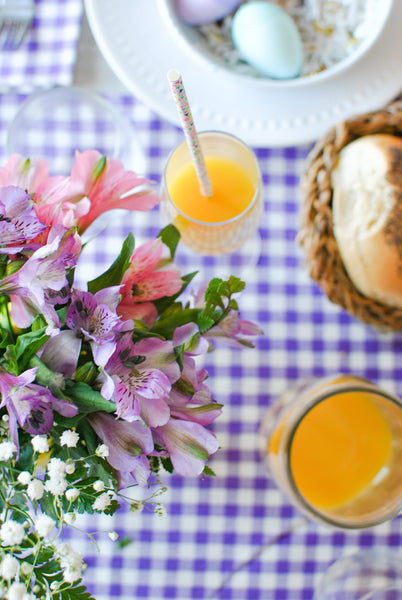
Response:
[258,374,402,528]
[160,130,263,276]
[315,550,402,599]
[7,86,146,176]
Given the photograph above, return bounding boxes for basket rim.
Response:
[299,98,402,330]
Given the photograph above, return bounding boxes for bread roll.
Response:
[331,133,402,308]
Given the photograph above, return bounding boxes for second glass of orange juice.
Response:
[160,131,263,260]
[259,374,402,528]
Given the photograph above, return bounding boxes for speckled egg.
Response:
[175,0,242,25]
[231,1,303,79]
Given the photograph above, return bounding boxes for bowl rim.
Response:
[158,0,395,90]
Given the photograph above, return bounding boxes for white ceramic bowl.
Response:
[158,0,394,90]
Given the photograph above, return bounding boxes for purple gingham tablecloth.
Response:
[0,0,83,91]
[0,91,401,600]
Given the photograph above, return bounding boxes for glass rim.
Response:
[6,85,128,160]
[162,130,262,227]
[284,383,402,529]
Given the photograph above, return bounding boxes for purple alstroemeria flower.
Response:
[0,367,78,453]
[204,309,263,348]
[88,411,154,487]
[99,335,172,427]
[0,224,80,330]
[153,418,219,478]
[66,287,133,367]
[0,185,47,253]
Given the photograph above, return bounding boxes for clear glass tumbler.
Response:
[314,550,402,599]
[160,130,263,257]
[258,374,402,529]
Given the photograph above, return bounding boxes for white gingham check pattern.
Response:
[0,90,401,600]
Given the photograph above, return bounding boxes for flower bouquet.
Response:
[0,151,260,600]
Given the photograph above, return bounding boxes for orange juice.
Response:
[168,156,256,223]
[289,390,393,510]
[260,375,402,528]
[161,131,262,255]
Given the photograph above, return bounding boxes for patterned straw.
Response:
[167,69,213,198]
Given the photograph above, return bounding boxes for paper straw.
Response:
[167,69,213,198]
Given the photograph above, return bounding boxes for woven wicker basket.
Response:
[299,99,402,330]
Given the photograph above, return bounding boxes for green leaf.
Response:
[151,307,201,339]
[161,456,174,473]
[157,224,180,258]
[118,536,133,549]
[87,232,135,294]
[203,465,216,477]
[4,327,49,372]
[64,381,116,415]
[59,582,96,600]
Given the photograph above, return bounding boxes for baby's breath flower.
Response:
[0,553,19,580]
[27,479,44,501]
[17,471,31,486]
[44,478,67,497]
[31,435,49,454]
[35,514,56,538]
[63,512,76,526]
[65,488,80,502]
[59,429,79,448]
[108,531,118,541]
[46,457,66,479]
[56,543,84,583]
[20,561,32,576]
[6,581,30,600]
[0,520,25,546]
[2,414,9,422]
[65,462,75,475]
[0,441,17,461]
[93,480,105,492]
[154,503,167,517]
[92,492,112,512]
[95,443,109,458]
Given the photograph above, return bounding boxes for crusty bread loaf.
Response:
[331,133,402,308]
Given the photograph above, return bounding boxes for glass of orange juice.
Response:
[258,374,402,528]
[160,131,263,270]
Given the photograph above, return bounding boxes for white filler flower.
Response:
[0,554,19,580]
[35,514,56,538]
[31,435,50,454]
[0,441,17,461]
[0,520,25,546]
[60,430,80,448]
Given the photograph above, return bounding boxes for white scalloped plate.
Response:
[85,0,402,148]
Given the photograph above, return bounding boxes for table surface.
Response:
[2,6,402,600]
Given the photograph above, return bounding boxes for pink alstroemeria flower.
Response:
[0,225,81,329]
[0,154,49,192]
[0,367,78,453]
[0,185,47,254]
[118,238,183,326]
[0,154,88,236]
[88,411,154,487]
[100,335,172,427]
[70,150,160,233]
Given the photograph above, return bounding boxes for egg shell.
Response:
[175,0,242,25]
[231,1,303,80]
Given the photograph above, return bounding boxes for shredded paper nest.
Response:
[299,99,402,330]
